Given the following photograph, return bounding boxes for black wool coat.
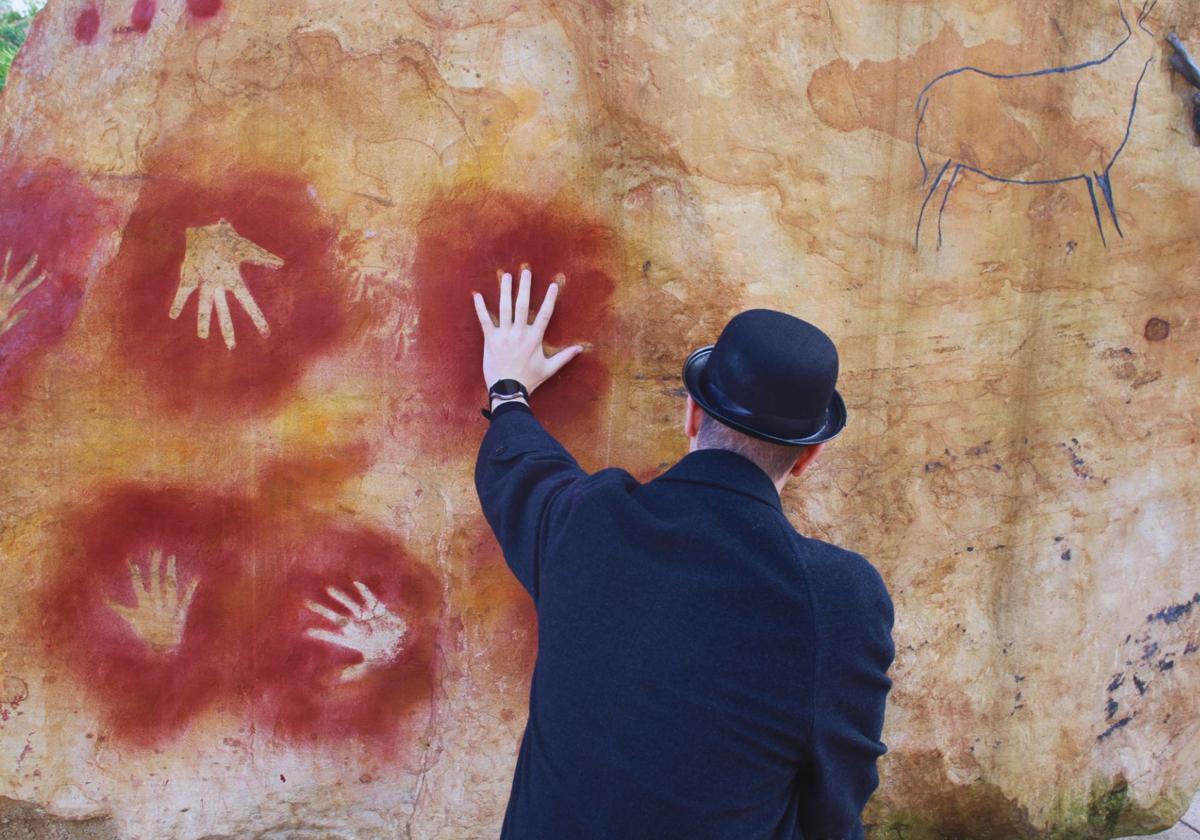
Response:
[475,401,895,840]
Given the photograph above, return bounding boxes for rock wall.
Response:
[0,0,1196,837]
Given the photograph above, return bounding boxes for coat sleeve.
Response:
[797,557,896,840]
[474,402,588,603]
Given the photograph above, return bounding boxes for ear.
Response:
[789,442,824,477]
[684,394,704,439]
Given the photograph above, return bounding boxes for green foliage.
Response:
[0,4,44,91]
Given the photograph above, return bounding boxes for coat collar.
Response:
[655,448,784,513]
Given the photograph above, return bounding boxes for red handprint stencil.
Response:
[39,483,442,752]
[0,163,116,411]
[109,171,354,415]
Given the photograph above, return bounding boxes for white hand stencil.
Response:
[0,249,47,337]
[169,218,285,350]
[305,582,408,684]
[106,549,199,653]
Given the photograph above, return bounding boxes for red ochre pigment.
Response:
[39,483,442,749]
[185,0,222,19]
[242,522,441,746]
[40,485,257,746]
[130,0,156,32]
[408,186,621,453]
[73,5,100,43]
[0,163,115,410]
[111,171,349,415]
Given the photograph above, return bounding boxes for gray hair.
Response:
[695,411,809,482]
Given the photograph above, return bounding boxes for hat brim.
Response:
[683,346,847,446]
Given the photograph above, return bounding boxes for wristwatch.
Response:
[488,379,530,403]
[481,379,530,418]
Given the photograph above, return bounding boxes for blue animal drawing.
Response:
[914,0,1157,250]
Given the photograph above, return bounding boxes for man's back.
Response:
[477,404,895,840]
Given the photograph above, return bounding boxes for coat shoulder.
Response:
[794,534,893,625]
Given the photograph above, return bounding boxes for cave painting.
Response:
[78,0,198,36]
[914,0,1157,249]
[40,483,442,749]
[305,582,409,684]
[105,549,199,654]
[73,5,99,44]
[0,250,47,338]
[408,185,623,454]
[169,219,285,350]
[110,171,351,415]
[186,0,223,19]
[130,0,156,33]
[0,163,114,411]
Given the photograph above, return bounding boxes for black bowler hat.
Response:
[683,309,848,446]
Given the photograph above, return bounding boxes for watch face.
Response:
[491,380,523,397]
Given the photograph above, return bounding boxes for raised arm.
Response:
[471,265,586,602]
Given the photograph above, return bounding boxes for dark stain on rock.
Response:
[1061,549,1072,561]
[1059,439,1094,480]
[1096,714,1134,742]
[1131,369,1161,389]
[0,676,27,707]
[924,460,945,472]
[0,797,117,838]
[1104,698,1118,720]
[1158,659,1174,672]
[1143,317,1170,341]
[1146,592,1200,624]
[1106,672,1124,692]
[1133,675,1147,695]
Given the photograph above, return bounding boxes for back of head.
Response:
[682,309,846,482]
[695,410,809,482]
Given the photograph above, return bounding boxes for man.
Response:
[471,265,895,840]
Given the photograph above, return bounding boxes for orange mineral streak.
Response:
[452,525,538,675]
[808,19,1152,180]
[807,27,1065,141]
[406,185,623,459]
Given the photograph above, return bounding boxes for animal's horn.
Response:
[1116,0,1132,34]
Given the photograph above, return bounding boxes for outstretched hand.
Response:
[472,265,583,403]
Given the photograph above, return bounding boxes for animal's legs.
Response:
[915,159,951,251]
[1094,171,1124,238]
[936,164,964,250]
[1084,174,1108,248]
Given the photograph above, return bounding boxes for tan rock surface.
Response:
[0,0,1196,837]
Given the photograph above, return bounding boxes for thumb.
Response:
[546,344,584,376]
